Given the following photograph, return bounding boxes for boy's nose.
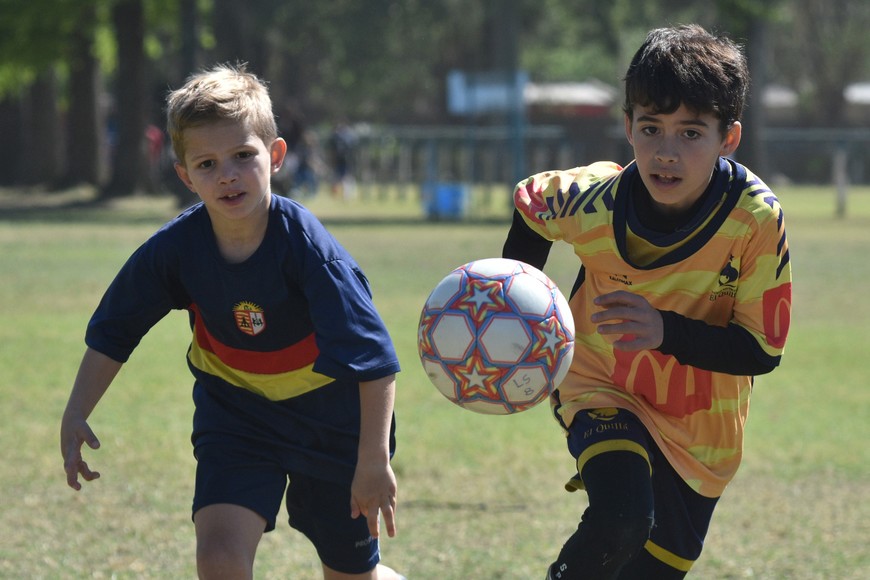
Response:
[655,146,678,163]
[218,167,239,183]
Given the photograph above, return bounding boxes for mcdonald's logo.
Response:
[762,283,791,349]
[611,349,713,417]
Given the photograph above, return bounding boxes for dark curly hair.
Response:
[623,24,749,135]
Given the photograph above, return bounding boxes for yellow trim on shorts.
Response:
[576,439,651,476]
[644,540,695,572]
[566,440,652,492]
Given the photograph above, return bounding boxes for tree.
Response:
[103,0,147,197]
[64,2,104,187]
[2,0,870,191]
[0,0,102,186]
[714,0,787,176]
[20,71,63,185]
[783,0,870,127]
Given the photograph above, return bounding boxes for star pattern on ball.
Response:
[532,317,567,368]
[451,353,504,401]
[418,258,574,415]
[417,312,438,355]
[458,278,506,323]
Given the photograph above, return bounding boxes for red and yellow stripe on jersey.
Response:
[187,304,333,401]
[514,158,791,497]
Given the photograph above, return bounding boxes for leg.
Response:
[287,473,406,580]
[194,503,266,580]
[190,438,287,579]
[617,450,719,579]
[549,451,654,580]
[321,563,406,579]
[617,549,690,580]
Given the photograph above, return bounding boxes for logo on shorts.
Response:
[233,301,266,336]
[586,408,619,421]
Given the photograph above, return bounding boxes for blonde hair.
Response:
[166,63,278,163]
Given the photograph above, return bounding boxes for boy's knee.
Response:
[193,504,264,579]
[196,541,255,580]
[585,505,653,555]
[196,529,257,580]
[551,508,653,579]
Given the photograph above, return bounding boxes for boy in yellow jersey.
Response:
[503,25,791,579]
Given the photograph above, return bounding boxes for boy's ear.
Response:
[174,162,197,192]
[624,114,634,146]
[720,121,742,156]
[270,137,288,174]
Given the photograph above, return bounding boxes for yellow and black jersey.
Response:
[508,157,791,497]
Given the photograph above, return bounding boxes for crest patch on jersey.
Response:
[233,301,266,336]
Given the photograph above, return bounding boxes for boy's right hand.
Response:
[61,416,101,490]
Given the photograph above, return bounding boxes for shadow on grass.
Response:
[0,188,512,228]
[403,499,529,512]
[0,187,186,226]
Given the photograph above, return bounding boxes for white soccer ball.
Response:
[417,258,575,414]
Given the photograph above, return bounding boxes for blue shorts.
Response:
[565,407,719,574]
[192,441,380,574]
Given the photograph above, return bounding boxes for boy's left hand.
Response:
[350,461,397,539]
[591,290,664,351]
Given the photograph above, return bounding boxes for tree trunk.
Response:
[180,0,199,80]
[64,3,103,187]
[0,99,23,186]
[103,0,147,198]
[212,0,268,74]
[740,18,770,176]
[21,70,64,186]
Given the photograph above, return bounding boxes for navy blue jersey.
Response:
[86,195,400,483]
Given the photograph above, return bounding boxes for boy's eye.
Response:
[640,126,658,136]
[684,129,701,139]
[198,160,215,169]
[237,151,255,160]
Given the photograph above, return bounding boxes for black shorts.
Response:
[565,407,719,574]
[192,441,380,574]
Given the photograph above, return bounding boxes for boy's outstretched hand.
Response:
[592,290,664,351]
[61,416,102,491]
[350,461,397,539]
[61,348,122,491]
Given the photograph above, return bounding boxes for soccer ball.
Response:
[417,258,575,414]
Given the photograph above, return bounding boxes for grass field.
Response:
[1,183,868,579]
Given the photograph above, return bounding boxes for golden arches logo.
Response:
[763,284,791,349]
[612,349,712,417]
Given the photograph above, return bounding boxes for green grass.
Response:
[0,184,868,578]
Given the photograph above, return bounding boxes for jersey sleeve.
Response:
[85,234,188,362]
[732,188,792,360]
[513,162,622,242]
[502,209,553,270]
[303,259,401,382]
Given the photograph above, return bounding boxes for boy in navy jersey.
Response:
[61,64,405,580]
[503,25,791,579]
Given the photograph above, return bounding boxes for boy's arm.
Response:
[60,348,123,490]
[658,310,779,375]
[592,292,780,375]
[351,373,397,539]
[655,183,791,376]
[503,209,553,270]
